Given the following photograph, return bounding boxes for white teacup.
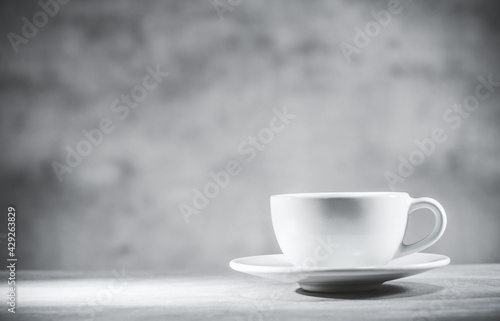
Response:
[271,192,447,268]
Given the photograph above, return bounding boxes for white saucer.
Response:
[229,253,450,293]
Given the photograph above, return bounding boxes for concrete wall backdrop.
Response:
[0,0,499,270]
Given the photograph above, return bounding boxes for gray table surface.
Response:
[0,265,499,320]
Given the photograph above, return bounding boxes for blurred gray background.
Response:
[1,0,499,270]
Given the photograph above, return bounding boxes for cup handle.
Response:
[393,197,447,259]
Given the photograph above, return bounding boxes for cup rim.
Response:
[271,192,409,199]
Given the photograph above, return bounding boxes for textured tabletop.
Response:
[1,265,499,320]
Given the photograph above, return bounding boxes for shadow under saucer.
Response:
[295,281,443,300]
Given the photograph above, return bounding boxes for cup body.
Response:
[271,192,411,268]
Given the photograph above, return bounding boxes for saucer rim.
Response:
[229,252,450,274]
